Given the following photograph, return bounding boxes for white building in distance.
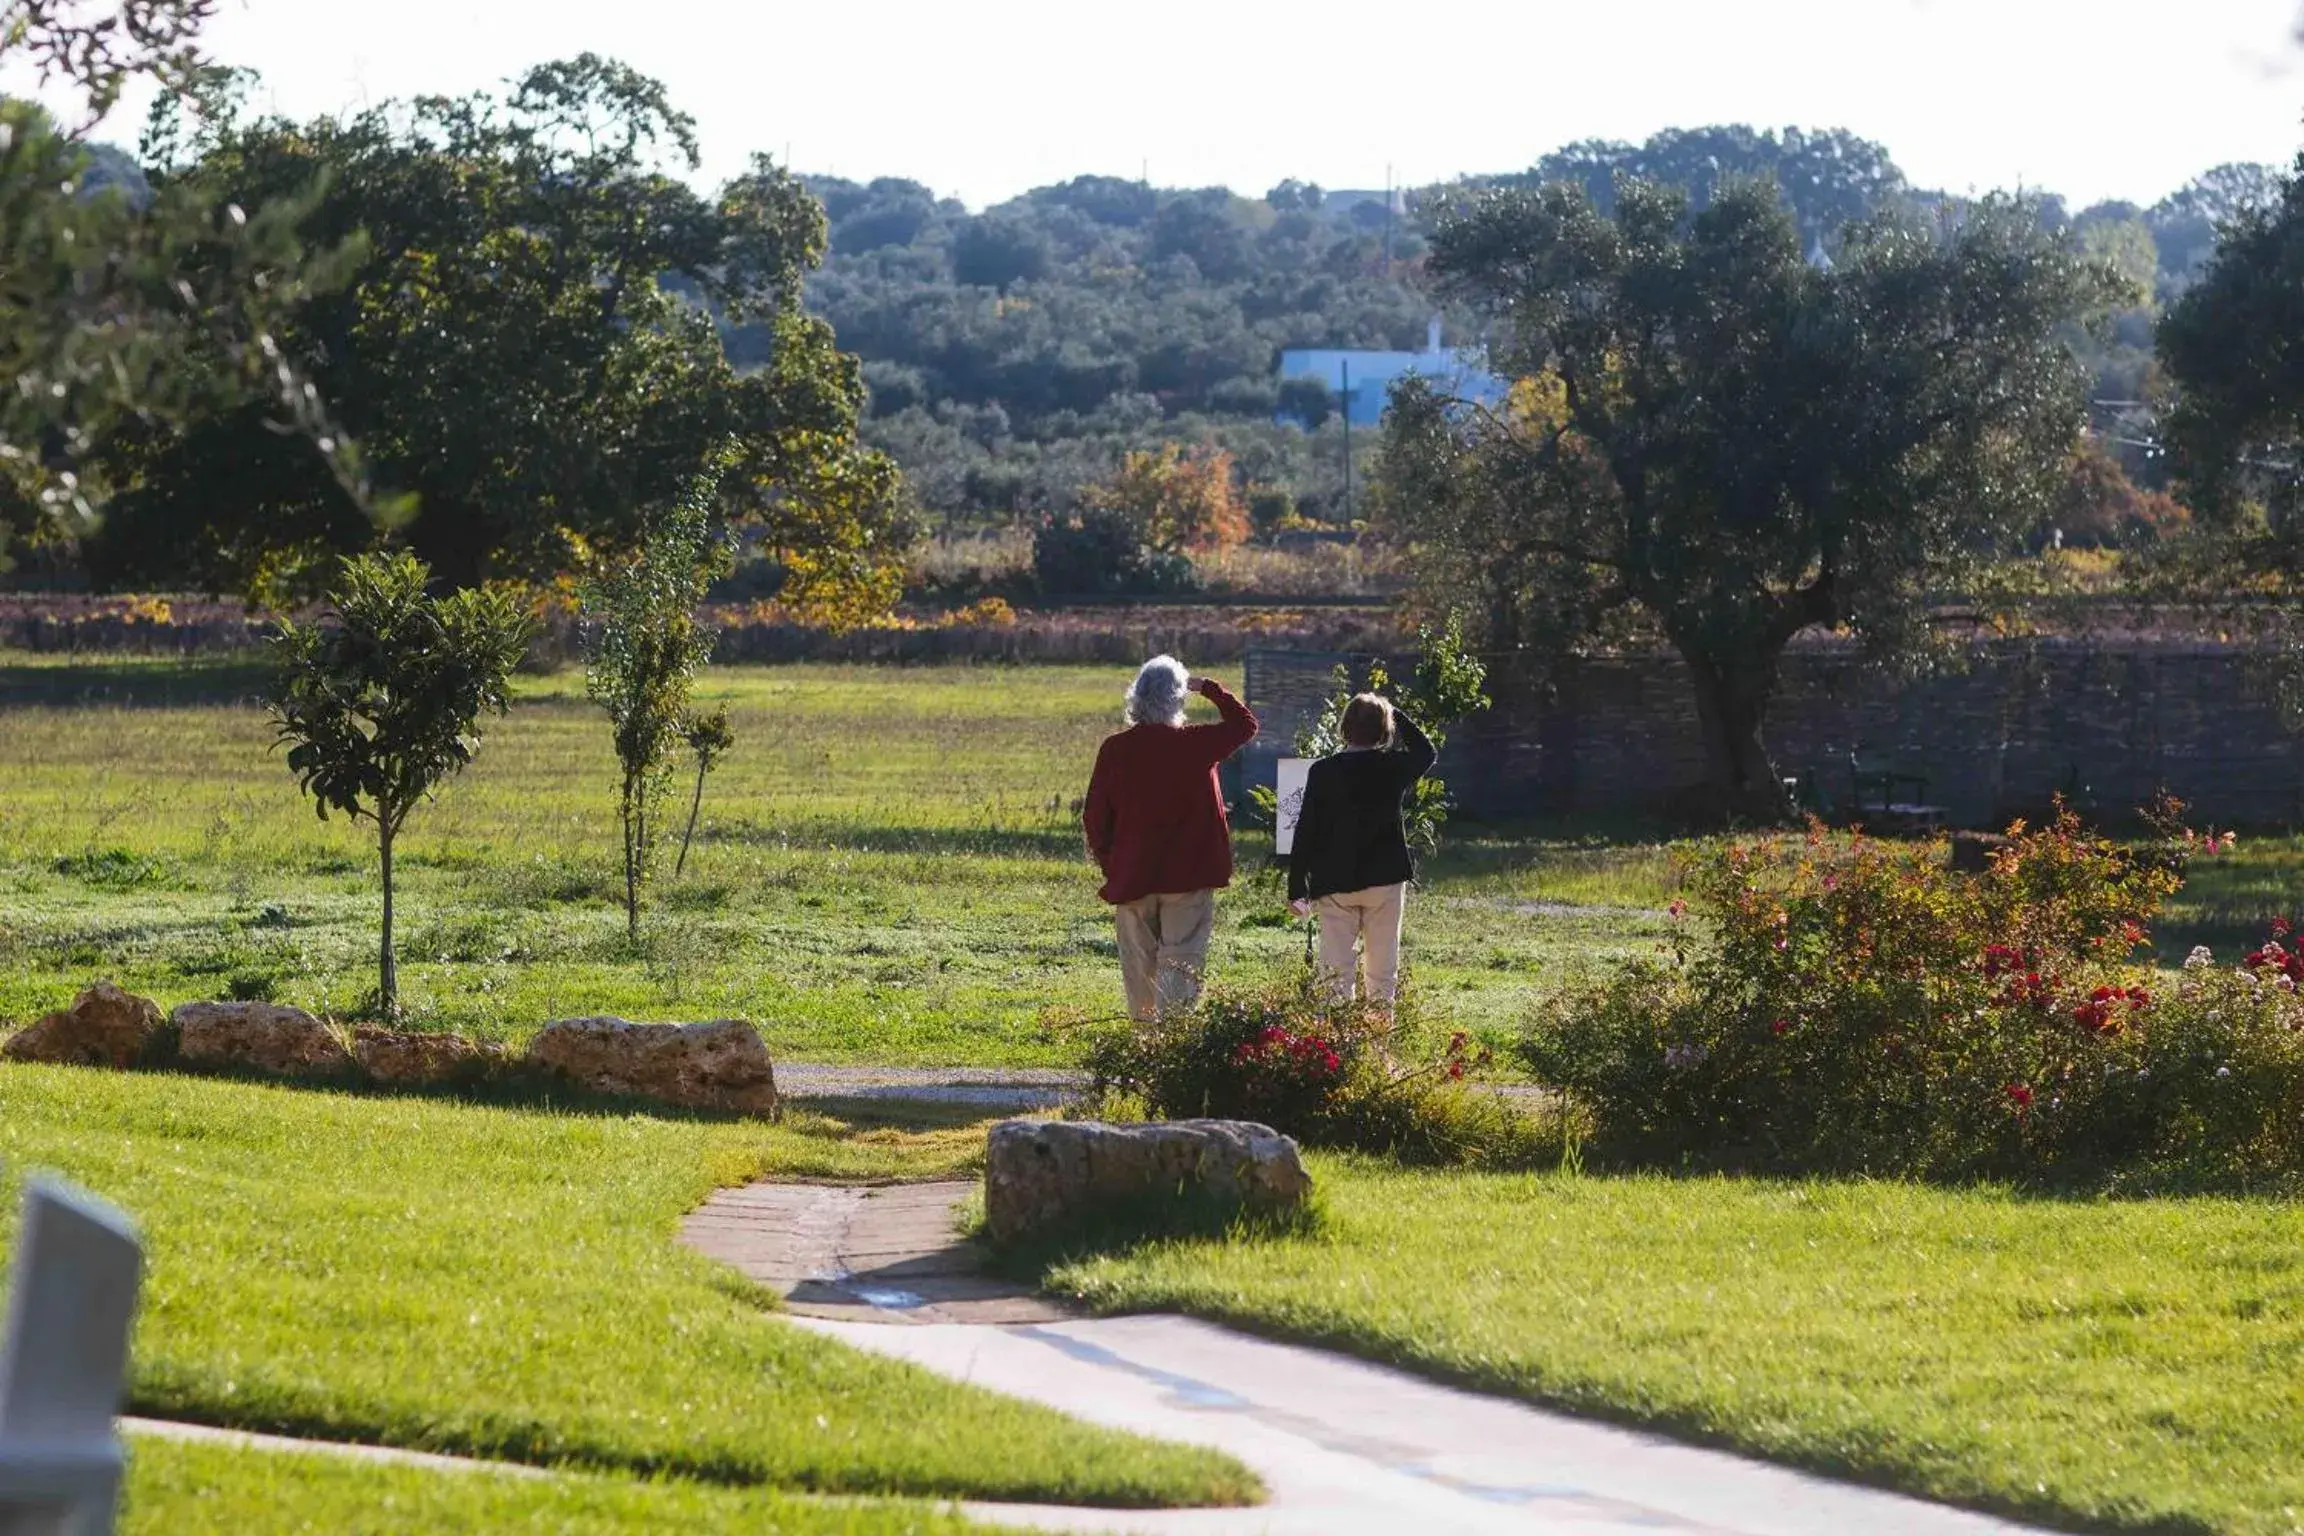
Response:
[1276,318,1508,427]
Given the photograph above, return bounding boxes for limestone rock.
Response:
[175,1001,352,1077]
[524,1017,779,1117]
[353,1027,503,1087]
[1,982,164,1068]
[983,1118,1312,1243]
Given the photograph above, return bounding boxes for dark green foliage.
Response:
[82,55,905,611]
[786,172,1443,522]
[2159,151,2304,530]
[1386,179,2118,816]
[1521,125,1908,249]
[267,550,532,1010]
[1030,508,1197,597]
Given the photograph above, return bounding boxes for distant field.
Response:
[0,654,1689,1062]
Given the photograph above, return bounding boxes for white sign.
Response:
[1273,758,1310,856]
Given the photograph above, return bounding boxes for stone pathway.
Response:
[775,1063,1551,1110]
[778,1063,1080,1110]
[690,1180,2056,1536]
[680,1178,1068,1324]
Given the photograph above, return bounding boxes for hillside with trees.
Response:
[778,126,2271,538]
[0,99,2277,599]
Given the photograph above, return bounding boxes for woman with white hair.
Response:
[1082,655,1259,1020]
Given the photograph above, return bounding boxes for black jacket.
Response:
[1286,711,1438,901]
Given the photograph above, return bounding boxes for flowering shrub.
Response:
[1080,985,1541,1165]
[1521,810,2303,1186]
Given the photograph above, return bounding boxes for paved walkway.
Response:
[681,1178,1066,1324]
[777,1063,1080,1110]
[688,1180,2057,1536]
[775,1064,1549,1111]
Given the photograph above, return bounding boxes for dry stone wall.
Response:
[1244,641,2304,827]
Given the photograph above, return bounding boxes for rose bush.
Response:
[1522,810,2303,1186]
[1079,984,1544,1165]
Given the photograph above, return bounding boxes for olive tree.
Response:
[1383,179,2117,817]
[268,551,533,1012]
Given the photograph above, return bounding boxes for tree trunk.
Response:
[622,773,642,941]
[675,761,707,880]
[378,818,399,1016]
[1682,649,1790,823]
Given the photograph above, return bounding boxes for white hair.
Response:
[1125,654,1189,727]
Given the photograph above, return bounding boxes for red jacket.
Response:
[1083,680,1259,904]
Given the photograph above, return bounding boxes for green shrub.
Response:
[1081,983,1554,1166]
[1031,508,1197,597]
[1521,811,2304,1186]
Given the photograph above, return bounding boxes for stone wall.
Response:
[1243,642,2304,828]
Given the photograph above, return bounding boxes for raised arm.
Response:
[1189,676,1259,763]
[1391,708,1438,791]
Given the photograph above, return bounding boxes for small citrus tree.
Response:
[583,483,725,937]
[269,550,533,1012]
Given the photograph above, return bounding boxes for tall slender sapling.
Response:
[583,481,725,936]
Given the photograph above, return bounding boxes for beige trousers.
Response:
[1114,888,1217,1020]
[1315,882,1407,1005]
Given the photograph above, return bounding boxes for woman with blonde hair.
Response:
[1286,692,1436,1006]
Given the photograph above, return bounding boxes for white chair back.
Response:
[0,1177,142,1536]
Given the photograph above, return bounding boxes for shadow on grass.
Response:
[710,820,1085,862]
[980,1189,1325,1292]
[0,658,275,708]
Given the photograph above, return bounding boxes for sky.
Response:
[26,0,2304,210]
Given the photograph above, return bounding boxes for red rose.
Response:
[2006,1083,2034,1108]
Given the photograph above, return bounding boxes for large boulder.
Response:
[175,1001,352,1078]
[984,1118,1312,1243]
[2,983,164,1068]
[524,1017,779,1117]
[353,1026,504,1088]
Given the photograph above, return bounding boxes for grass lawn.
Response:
[124,1435,1012,1535]
[1047,1157,2304,1535]
[0,653,1678,1063]
[0,1062,1251,1510]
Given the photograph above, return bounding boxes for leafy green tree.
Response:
[2148,162,2281,291]
[1527,125,1910,249]
[2158,153,2304,533]
[583,479,725,938]
[86,55,906,613]
[1383,179,2116,817]
[952,212,1052,290]
[0,14,369,573]
[268,551,533,1012]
